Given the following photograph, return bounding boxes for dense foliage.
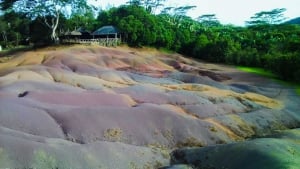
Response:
[0,2,299,82]
[96,5,300,82]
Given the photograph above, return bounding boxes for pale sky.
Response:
[89,0,300,26]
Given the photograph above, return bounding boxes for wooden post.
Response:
[106,35,108,46]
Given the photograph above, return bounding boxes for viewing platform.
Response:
[62,38,121,46]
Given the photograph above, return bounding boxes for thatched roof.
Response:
[64,27,90,36]
[92,26,119,35]
[65,31,82,35]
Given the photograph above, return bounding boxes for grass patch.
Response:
[237,66,278,79]
[238,66,300,96]
[158,47,175,54]
[296,88,300,95]
[0,45,33,57]
[31,150,57,169]
[274,79,300,96]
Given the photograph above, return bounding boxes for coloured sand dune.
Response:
[0,45,299,168]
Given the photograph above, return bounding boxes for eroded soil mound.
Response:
[0,45,299,168]
[169,129,300,169]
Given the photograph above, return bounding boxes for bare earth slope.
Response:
[0,45,299,169]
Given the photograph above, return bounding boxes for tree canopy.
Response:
[1,0,89,43]
[246,8,287,26]
[196,14,220,27]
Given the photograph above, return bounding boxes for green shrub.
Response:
[31,150,57,169]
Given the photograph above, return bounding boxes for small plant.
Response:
[176,137,204,148]
[0,148,13,167]
[129,161,138,169]
[209,126,218,132]
[153,161,164,168]
[31,150,57,169]
[104,128,123,141]
[216,139,227,144]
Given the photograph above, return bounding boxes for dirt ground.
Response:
[0,45,299,169]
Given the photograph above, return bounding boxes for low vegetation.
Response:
[238,66,300,95]
[31,150,58,169]
[237,66,278,79]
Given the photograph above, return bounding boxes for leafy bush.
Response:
[31,150,57,169]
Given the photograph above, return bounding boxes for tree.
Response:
[97,5,159,46]
[1,0,89,43]
[126,0,166,13]
[0,0,17,11]
[143,0,166,14]
[0,16,8,47]
[0,11,30,48]
[196,14,220,27]
[66,6,97,31]
[154,16,175,48]
[126,0,143,6]
[160,5,196,28]
[246,8,287,26]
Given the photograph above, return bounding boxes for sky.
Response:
[88,0,300,26]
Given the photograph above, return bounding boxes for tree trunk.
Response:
[51,23,59,44]
[2,31,7,48]
[52,10,60,44]
[44,10,60,44]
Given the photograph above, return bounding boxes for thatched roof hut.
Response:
[64,28,91,39]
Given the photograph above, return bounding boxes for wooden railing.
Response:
[62,38,121,46]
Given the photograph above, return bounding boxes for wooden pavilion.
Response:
[62,26,121,46]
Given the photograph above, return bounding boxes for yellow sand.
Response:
[164,84,283,109]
